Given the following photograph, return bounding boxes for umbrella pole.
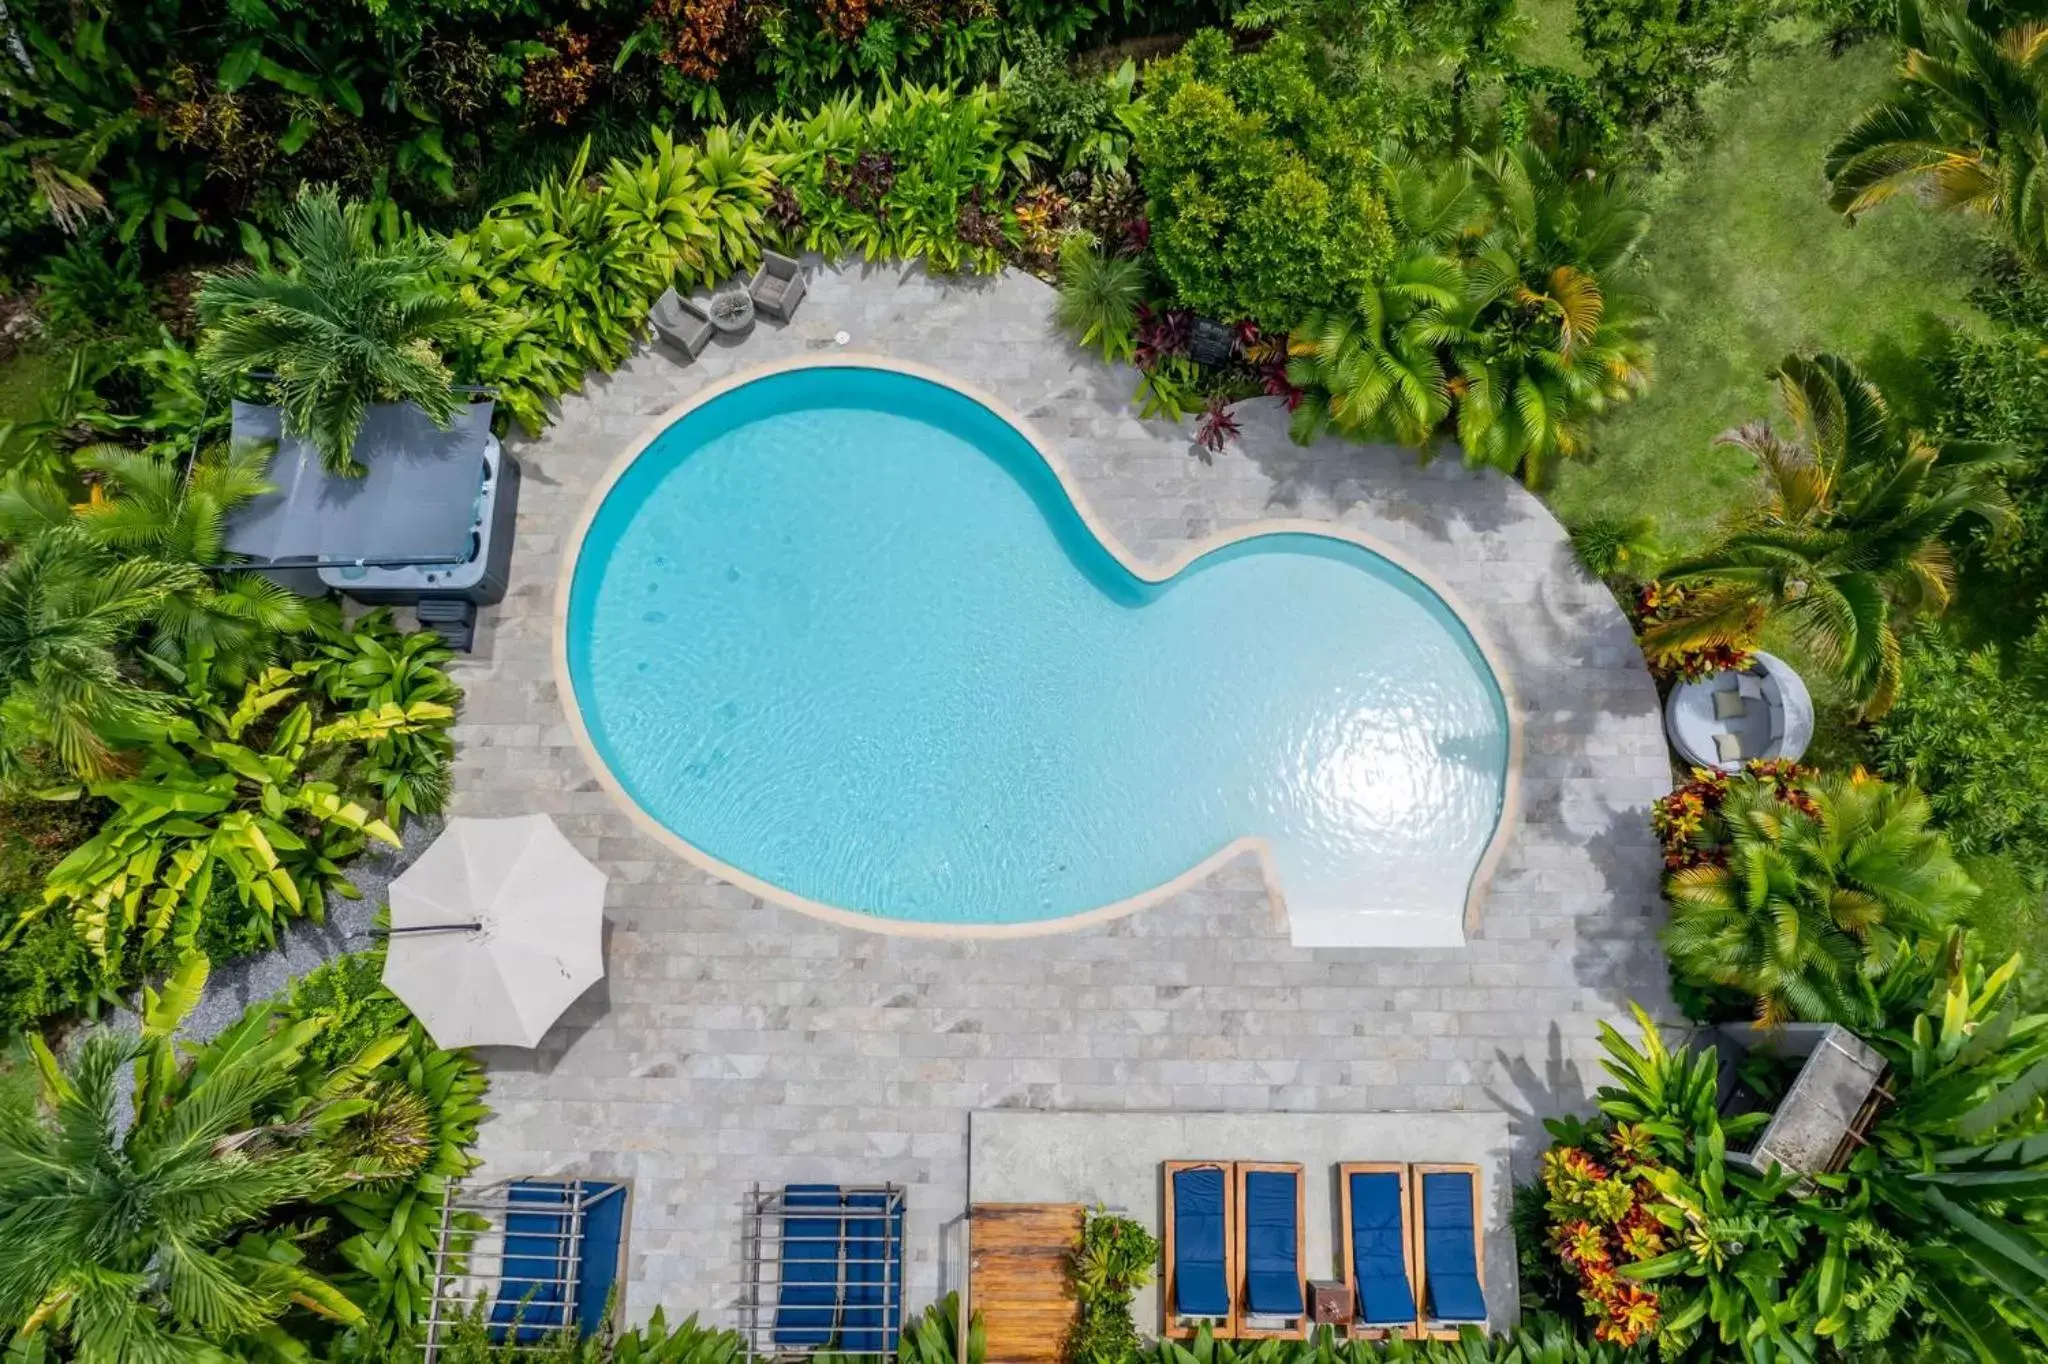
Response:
[383,922,483,935]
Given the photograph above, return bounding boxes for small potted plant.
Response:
[709,288,755,335]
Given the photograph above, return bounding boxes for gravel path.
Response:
[95,816,442,1048]
[176,816,442,1043]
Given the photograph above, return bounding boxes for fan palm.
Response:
[0,955,371,1359]
[1285,153,1475,445]
[72,441,310,685]
[1645,354,2013,715]
[1661,772,1975,1026]
[197,188,480,476]
[1286,144,1651,486]
[1453,143,1654,487]
[1824,0,2048,271]
[1446,251,1653,487]
[1285,247,1465,444]
[0,523,197,780]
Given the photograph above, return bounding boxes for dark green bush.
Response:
[1929,274,2048,614]
[1066,1209,1158,1364]
[1135,29,1396,329]
[0,792,108,1034]
[1003,31,1126,173]
[1574,0,1769,127]
[32,234,154,340]
[0,912,105,1033]
[1871,622,2048,881]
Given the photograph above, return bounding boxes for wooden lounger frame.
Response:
[1233,1162,1307,1340]
[1337,1162,1418,1341]
[1162,1161,1238,1341]
[1411,1162,1485,1340]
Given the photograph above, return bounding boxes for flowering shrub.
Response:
[1629,580,1757,680]
[1651,761,1815,869]
[1540,1124,1672,1347]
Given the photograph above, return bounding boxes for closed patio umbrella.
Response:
[382,815,607,1048]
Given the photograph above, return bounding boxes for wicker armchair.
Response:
[749,252,808,321]
[649,288,714,358]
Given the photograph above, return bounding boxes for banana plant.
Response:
[12,665,445,977]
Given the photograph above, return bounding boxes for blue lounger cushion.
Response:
[490,1182,574,1342]
[1172,1167,1230,1317]
[489,1181,625,1343]
[1243,1170,1303,1317]
[1422,1172,1486,1324]
[572,1182,627,1338]
[1348,1172,1416,1327]
[774,1184,842,1346]
[841,1191,904,1352]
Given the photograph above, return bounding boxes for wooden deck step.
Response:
[969,1203,1085,1364]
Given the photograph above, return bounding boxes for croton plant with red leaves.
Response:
[1540,1124,1674,1348]
[1651,760,1818,871]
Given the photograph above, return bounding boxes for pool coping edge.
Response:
[550,352,1525,945]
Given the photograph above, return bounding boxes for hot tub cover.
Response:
[224,398,494,566]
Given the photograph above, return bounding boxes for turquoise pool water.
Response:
[565,366,1511,944]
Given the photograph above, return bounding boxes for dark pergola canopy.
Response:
[224,399,496,568]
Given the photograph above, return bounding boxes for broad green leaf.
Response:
[141,951,210,1038]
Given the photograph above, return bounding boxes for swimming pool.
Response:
[560,360,1515,946]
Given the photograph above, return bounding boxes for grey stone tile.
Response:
[450,262,1677,1327]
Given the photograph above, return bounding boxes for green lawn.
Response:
[1514,0,1590,74]
[1548,39,1994,553]
[0,345,59,431]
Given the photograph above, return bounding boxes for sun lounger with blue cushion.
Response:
[1415,1164,1487,1337]
[1339,1163,1417,1339]
[774,1184,843,1347]
[1236,1163,1306,1339]
[1162,1161,1236,1339]
[488,1179,629,1344]
[840,1189,904,1352]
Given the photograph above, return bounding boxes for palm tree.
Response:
[1661,771,1976,1026]
[1645,354,2013,715]
[1452,143,1653,487]
[1445,252,1652,487]
[0,955,371,1358]
[0,522,197,780]
[1285,248,1465,445]
[1286,152,1475,446]
[73,441,310,685]
[1824,0,2048,271]
[1286,144,1651,486]
[197,188,481,476]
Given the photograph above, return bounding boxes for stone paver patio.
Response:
[447,261,1675,1322]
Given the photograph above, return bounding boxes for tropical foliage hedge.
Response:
[0,945,485,1359]
[1525,951,2048,1359]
